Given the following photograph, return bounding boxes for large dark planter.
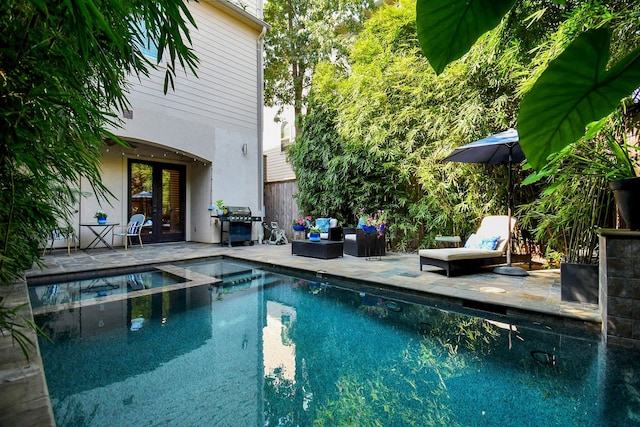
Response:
[609,177,640,231]
[560,262,599,304]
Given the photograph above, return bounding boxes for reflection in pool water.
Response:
[33,260,640,426]
[29,270,186,314]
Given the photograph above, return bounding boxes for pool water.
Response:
[29,270,186,315]
[33,260,640,426]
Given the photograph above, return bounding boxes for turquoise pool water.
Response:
[33,260,640,426]
[29,269,186,314]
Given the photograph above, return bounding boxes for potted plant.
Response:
[582,113,640,231]
[308,226,322,242]
[292,216,312,231]
[359,208,388,236]
[94,210,108,225]
[520,113,639,303]
[215,199,225,216]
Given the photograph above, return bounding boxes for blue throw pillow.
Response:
[316,218,330,233]
[478,236,500,250]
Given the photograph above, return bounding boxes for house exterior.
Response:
[263,147,296,183]
[74,0,268,249]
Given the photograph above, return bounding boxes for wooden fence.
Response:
[263,179,299,241]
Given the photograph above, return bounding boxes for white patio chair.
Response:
[112,214,145,250]
[42,226,77,256]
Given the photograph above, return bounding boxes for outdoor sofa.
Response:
[307,218,343,241]
[343,227,386,257]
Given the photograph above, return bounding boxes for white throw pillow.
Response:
[464,233,482,249]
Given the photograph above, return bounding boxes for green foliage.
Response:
[288,99,377,224]
[416,0,516,75]
[294,2,545,250]
[519,28,640,170]
[519,112,632,263]
[416,0,640,170]
[520,167,612,265]
[0,298,47,361]
[0,0,197,357]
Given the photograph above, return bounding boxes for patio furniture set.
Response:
[292,215,531,276]
[44,214,147,254]
[291,218,386,260]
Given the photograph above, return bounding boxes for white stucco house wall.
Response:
[74,0,268,248]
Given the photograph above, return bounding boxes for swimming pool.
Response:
[33,259,640,426]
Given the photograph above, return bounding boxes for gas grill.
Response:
[217,206,262,247]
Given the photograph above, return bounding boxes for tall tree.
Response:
[0,0,198,357]
[263,0,375,135]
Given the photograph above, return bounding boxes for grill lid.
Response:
[224,206,251,217]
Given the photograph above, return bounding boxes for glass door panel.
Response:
[129,161,185,243]
[130,164,153,218]
[162,168,183,236]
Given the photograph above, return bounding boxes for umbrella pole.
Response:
[493,146,528,276]
[507,157,512,266]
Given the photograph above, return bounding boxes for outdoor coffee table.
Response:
[292,240,343,259]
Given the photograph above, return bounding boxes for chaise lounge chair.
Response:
[419,216,529,277]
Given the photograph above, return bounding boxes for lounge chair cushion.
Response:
[464,233,482,249]
[419,248,503,261]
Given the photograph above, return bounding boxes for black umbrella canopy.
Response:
[443,128,524,165]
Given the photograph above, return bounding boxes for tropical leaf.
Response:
[518,28,640,170]
[415,0,515,74]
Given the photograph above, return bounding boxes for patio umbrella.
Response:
[132,191,153,199]
[443,128,528,276]
[132,191,153,217]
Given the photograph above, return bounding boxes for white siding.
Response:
[226,0,263,19]
[264,148,296,182]
[115,1,262,159]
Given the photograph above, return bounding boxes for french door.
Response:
[129,160,186,243]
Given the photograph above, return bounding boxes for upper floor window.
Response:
[280,121,292,151]
[136,20,159,62]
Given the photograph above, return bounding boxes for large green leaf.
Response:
[519,28,640,170]
[416,0,515,74]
